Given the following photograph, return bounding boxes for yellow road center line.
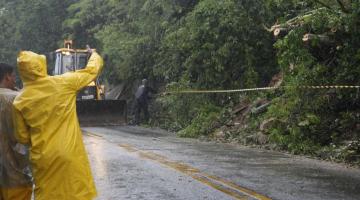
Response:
[118,143,138,153]
[85,131,272,200]
[204,174,272,200]
[84,132,103,138]
[120,144,270,200]
[189,174,249,200]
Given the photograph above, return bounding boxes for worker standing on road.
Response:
[134,79,155,125]
[0,63,32,200]
[13,47,103,200]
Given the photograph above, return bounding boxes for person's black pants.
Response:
[134,100,149,125]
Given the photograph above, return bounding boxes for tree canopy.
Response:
[0,0,359,164]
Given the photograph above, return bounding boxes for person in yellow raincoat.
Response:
[13,49,103,200]
[0,63,32,200]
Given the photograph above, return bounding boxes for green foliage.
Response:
[152,0,279,136]
[0,0,74,64]
[267,2,360,158]
[0,2,17,64]
[157,0,277,89]
[154,81,210,131]
[1,0,359,163]
[178,103,221,138]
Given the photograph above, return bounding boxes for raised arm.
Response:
[61,51,104,91]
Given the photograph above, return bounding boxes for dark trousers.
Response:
[134,100,149,125]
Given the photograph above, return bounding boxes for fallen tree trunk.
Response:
[303,34,332,44]
[268,8,327,38]
[273,28,288,37]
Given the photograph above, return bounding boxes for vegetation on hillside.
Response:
[0,0,359,164]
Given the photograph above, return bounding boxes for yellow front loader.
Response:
[54,40,127,126]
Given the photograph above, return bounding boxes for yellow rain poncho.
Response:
[13,51,103,200]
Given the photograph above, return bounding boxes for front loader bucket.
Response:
[76,100,127,127]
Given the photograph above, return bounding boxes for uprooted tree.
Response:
[264,1,360,162]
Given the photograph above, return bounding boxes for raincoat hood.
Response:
[17,51,48,83]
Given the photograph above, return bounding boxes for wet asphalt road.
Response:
[83,126,360,200]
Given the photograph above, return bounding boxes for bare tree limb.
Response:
[263,24,273,32]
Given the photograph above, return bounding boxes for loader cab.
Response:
[54,48,102,101]
[54,50,88,74]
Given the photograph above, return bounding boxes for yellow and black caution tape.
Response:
[296,85,360,89]
[166,85,360,94]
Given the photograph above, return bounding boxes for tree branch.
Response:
[336,0,351,13]
[313,0,333,10]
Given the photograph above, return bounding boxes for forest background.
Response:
[0,0,359,165]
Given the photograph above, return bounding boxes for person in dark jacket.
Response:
[0,63,32,200]
[134,79,154,125]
